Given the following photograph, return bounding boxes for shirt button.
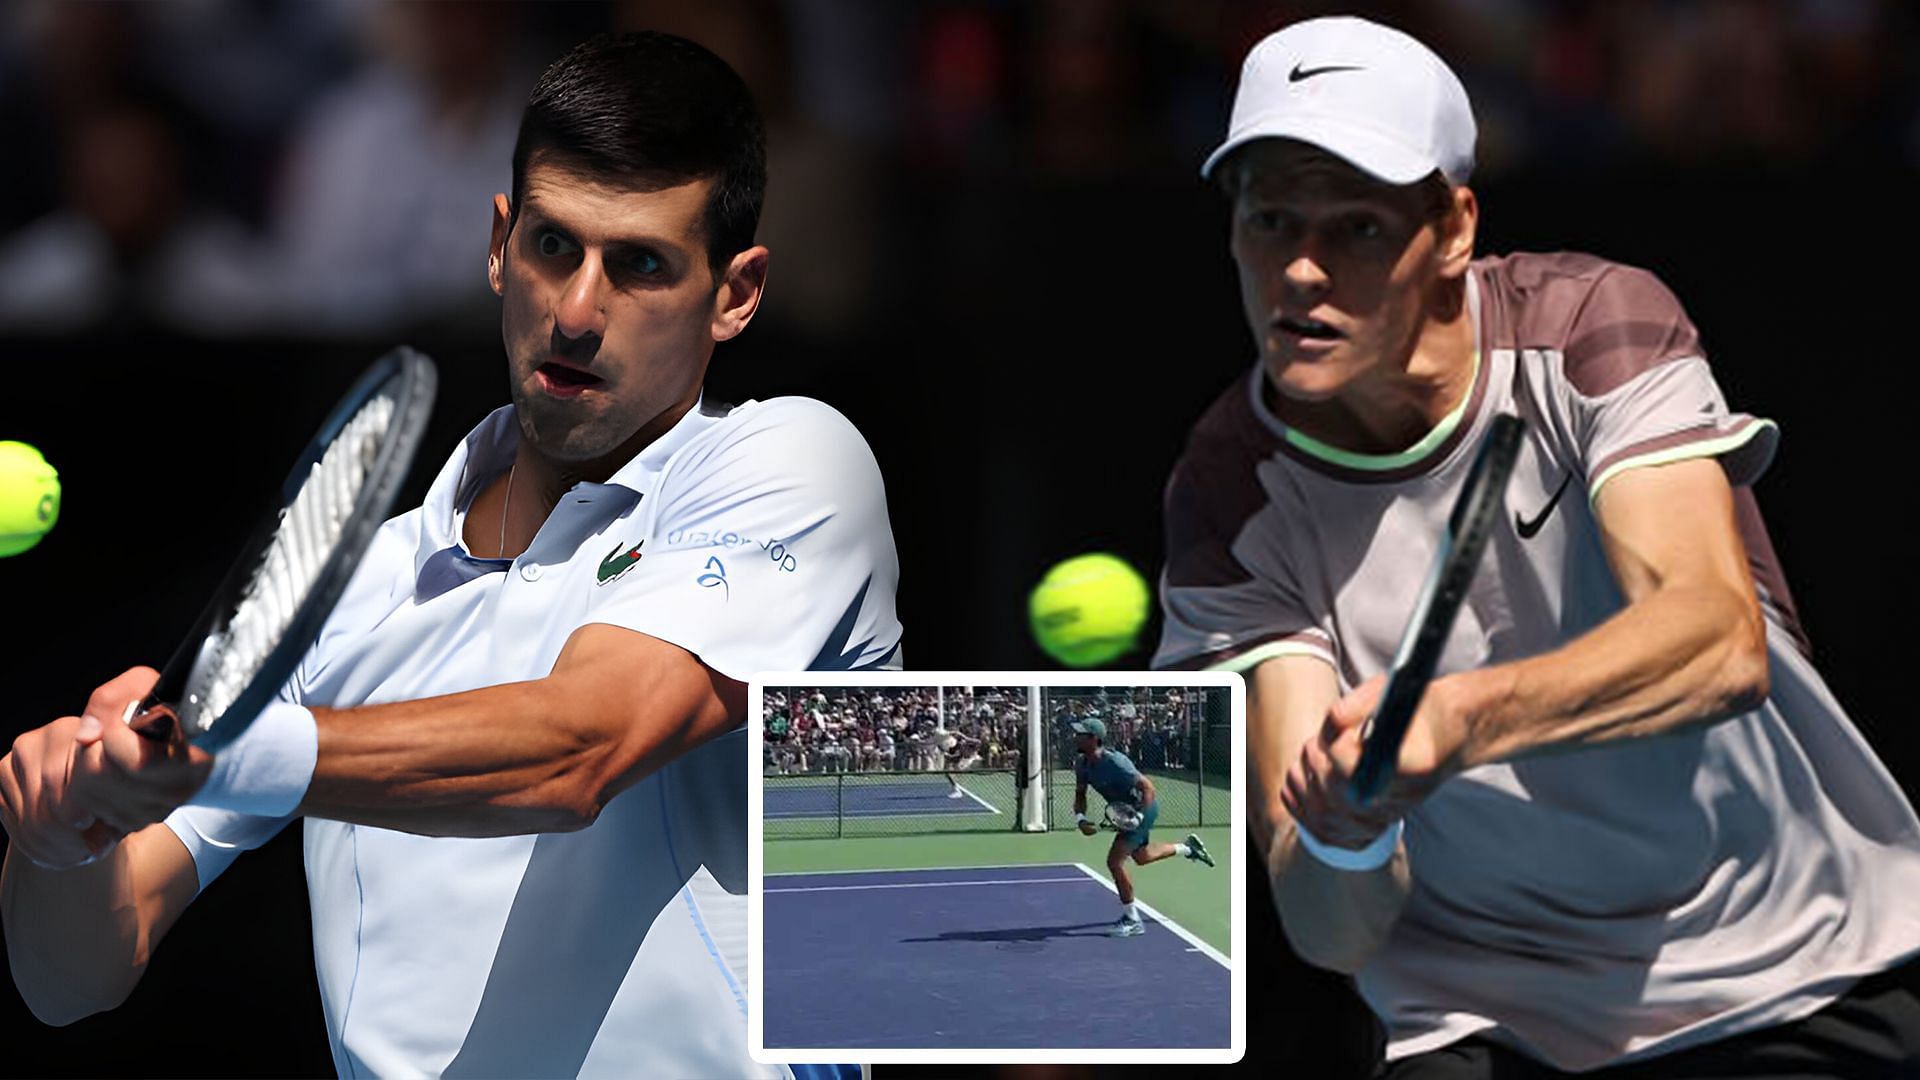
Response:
[520,563,543,582]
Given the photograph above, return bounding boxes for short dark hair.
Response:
[510,32,766,275]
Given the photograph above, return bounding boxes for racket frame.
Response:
[136,347,437,753]
[1103,800,1144,832]
[1350,413,1526,804]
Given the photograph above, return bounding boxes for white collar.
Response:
[413,394,729,581]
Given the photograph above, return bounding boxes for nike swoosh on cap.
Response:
[1289,62,1365,82]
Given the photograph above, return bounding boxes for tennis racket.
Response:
[1103,801,1144,832]
[129,347,438,752]
[1350,413,1525,804]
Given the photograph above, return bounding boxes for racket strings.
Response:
[190,392,396,732]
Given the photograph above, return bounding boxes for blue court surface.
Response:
[761,863,1230,1050]
[764,776,1001,819]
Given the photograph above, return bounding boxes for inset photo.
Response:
[748,672,1244,1066]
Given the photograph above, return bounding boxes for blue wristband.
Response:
[1294,818,1402,872]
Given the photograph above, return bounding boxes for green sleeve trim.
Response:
[1282,350,1480,471]
[1205,638,1333,674]
[1588,419,1779,501]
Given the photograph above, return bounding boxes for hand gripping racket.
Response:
[130,348,438,752]
[1350,413,1525,805]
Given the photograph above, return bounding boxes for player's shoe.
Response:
[948,788,965,799]
[1110,916,1145,938]
[1185,834,1215,867]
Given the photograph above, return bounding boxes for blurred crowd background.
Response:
[2,1,1915,1076]
[761,684,1202,774]
[764,685,1026,773]
[0,0,1908,339]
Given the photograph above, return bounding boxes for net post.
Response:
[835,772,844,840]
[1195,686,1205,827]
[1021,684,1047,831]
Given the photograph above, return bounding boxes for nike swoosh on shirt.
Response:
[1516,473,1574,539]
[1289,62,1365,82]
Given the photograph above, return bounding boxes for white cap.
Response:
[1201,16,1476,186]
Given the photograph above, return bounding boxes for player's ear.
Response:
[488,194,512,296]
[1436,185,1478,279]
[711,245,769,343]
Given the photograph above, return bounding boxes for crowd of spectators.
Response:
[0,0,1907,339]
[762,686,1028,775]
[762,685,1216,775]
[1048,686,1201,771]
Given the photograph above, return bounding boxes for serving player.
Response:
[1156,15,1920,1075]
[0,33,897,1078]
[943,728,981,798]
[1069,717,1213,939]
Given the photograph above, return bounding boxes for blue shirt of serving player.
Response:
[1077,749,1146,808]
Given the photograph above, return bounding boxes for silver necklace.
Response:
[498,461,516,558]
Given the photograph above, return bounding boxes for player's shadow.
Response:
[901,921,1118,944]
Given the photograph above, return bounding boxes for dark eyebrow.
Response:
[519,205,685,265]
[518,198,683,251]
[603,240,666,261]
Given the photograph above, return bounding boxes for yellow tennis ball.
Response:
[1029,552,1150,668]
[0,441,61,557]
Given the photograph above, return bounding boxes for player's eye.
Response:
[1347,214,1384,241]
[625,250,665,276]
[535,229,579,258]
[1247,208,1289,234]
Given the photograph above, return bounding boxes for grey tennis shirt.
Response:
[1156,252,1920,1070]
[1076,748,1146,807]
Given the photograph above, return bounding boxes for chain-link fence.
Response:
[1043,685,1231,831]
[763,685,1029,837]
[761,683,1232,838]
[764,769,1022,839]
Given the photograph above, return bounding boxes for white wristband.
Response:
[1294,818,1403,872]
[188,700,318,817]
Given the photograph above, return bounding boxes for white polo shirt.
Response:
[165,395,902,1078]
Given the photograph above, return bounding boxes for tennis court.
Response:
[762,862,1230,1050]
[765,773,1003,821]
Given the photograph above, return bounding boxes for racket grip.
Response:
[1351,744,1390,805]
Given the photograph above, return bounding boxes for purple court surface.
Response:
[761,863,1229,1050]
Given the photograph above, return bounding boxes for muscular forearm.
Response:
[1452,578,1768,769]
[299,669,735,836]
[1249,655,1410,973]
[2,826,193,1025]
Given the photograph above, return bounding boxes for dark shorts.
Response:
[1376,959,1920,1080]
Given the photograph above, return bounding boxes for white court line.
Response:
[766,877,1094,894]
[1073,862,1231,969]
[952,781,1002,815]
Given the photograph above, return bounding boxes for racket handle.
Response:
[1351,739,1391,805]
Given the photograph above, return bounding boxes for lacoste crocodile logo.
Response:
[596,540,644,585]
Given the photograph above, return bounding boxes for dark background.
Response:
[0,0,1913,1075]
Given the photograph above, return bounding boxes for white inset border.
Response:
[747,669,1246,1065]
